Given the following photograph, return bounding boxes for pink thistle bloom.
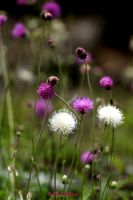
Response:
[29,99,53,119]
[42,1,61,18]
[11,23,27,38]
[99,76,113,90]
[37,82,55,99]
[81,150,98,164]
[72,97,93,114]
[0,15,7,26]
[16,0,37,6]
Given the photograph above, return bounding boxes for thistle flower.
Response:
[42,1,61,18]
[97,104,124,128]
[37,82,55,99]
[72,97,93,114]
[48,109,78,135]
[76,52,92,65]
[81,150,98,164]
[0,14,7,26]
[11,23,27,38]
[29,99,53,119]
[76,47,87,60]
[41,11,53,21]
[99,76,113,90]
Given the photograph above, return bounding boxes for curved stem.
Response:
[55,93,80,120]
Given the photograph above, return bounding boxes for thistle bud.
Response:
[76,47,87,60]
[41,11,53,21]
[48,76,59,86]
[61,175,68,184]
[110,181,117,189]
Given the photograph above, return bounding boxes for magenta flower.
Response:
[31,99,53,119]
[37,82,55,99]
[99,76,113,90]
[42,1,61,18]
[0,15,7,26]
[16,0,37,6]
[81,150,97,164]
[76,52,92,65]
[72,97,93,114]
[11,23,27,38]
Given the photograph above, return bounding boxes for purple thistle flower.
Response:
[81,150,97,164]
[31,99,53,119]
[75,47,87,60]
[37,82,55,99]
[16,0,37,6]
[11,23,27,38]
[72,97,93,114]
[0,15,7,26]
[76,52,92,65]
[42,1,61,18]
[99,76,113,90]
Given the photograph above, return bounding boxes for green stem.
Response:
[53,134,63,200]
[100,127,115,200]
[55,93,80,120]
[0,31,15,194]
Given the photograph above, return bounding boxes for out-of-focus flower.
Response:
[97,105,124,128]
[72,97,93,114]
[0,14,7,26]
[37,82,55,99]
[29,99,53,119]
[92,66,103,76]
[76,47,87,60]
[16,0,37,6]
[76,52,92,65]
[48,109,78,135]
[99,76,113,90]
[41,10,53,21]
[80,64,90,74]
[16,68,35,83]
[42,1,61,18]
[11,23,27,38]
[48,76,59,86]
[81,150,98,164]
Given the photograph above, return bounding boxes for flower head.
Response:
[99,76,113,90]
[76,47,87,60]
[11,23,27,38]
[49,109,78,135]
[42,1,61,18]
[0,14,7,26]
[41,11,53,21]
[73,97,93,114]
[81,150,98,164]
[76,52,92,65]
[37,82,55,99]
[97,104,124,128]
[31,99,53,119]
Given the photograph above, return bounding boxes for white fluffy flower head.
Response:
[48,109,78,135]
[97,104,124,128]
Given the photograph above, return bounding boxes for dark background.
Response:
[0,1,133,51]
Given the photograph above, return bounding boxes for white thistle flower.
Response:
[97,104,124,128]
[49,109,78,135]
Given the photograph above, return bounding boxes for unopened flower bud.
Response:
[41,11,53,20]
[48,39,55,48]
[61,175,68,184]
[76,47,87,60]
[110,181,117,189]
[84,164,91,171]
[48,76,59,86]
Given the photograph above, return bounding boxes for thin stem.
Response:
[53,134,63,200]
[59,115,83,199]
[100,127,115,200]
[53,48,66,99]
[0,31,15,194]
[25,100,49,197]
[55,93,80,120]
